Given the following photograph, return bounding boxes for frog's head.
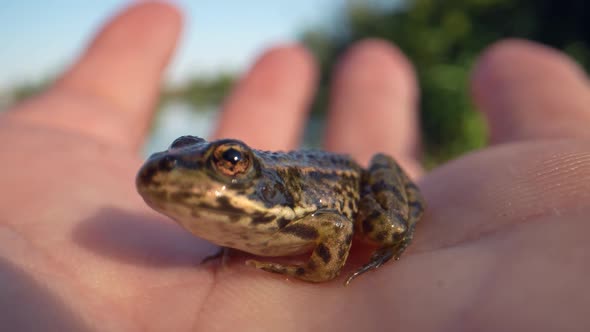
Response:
[136,136,266,225]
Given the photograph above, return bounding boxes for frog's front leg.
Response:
[246,210,353,283]
[348,154,425,285]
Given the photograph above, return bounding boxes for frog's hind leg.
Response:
[348,154,425,285]
[246,210,353,283]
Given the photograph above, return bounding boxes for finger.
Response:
[415,139,590,254]
[213,45,317,150]
[13,2,182,150]
[323,39,423,178]
[471,39,590,144]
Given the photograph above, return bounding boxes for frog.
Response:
[136,136,425,285]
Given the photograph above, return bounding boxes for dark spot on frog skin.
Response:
[347,200,355,212]
[276,217,290,229]
[250,214,276,225]
[376,231,388,242]
[137,165,158,185]
[316,243,332,264]
[371,180,405,203]
[169,191,194,202]
[338,245,347,259]
[228,214,242,223]
[307,170,340,182]
[307,259,317,271]
[392,232,405,243]
[295,267,306,276]
[283,224,319,240]
[409,200,423,208]
[409,201,424,217]
[367,210,381,220]
[362,217,374,233]
[345,233,353,245]
[216,196,247,215]
[368,161,391,172]
[360,184,371,196]
[260,184,278,200]
[254,176,295,208]
[348,189,358,199]
[157,155,176,172]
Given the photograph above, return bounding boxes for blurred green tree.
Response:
[301,0,590,166]
[1,79,51,112]
[162,73,235,107]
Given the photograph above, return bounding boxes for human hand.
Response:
[1,2,589,331]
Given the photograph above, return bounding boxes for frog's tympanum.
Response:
[136,136,425,285]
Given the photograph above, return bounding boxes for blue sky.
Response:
[0,1,345,89]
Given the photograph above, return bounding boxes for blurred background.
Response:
[1,0,589,167]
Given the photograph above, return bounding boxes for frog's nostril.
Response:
[159,155,177,171]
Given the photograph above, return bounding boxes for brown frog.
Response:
[136,136,425,285]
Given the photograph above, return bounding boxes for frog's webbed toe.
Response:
[345,247,398,285]
[246,259,328,282]
[247,211,353,283]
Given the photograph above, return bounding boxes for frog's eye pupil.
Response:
[212,143,255,179]
[222,148,242,165]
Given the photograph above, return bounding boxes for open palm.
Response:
[1,3,588,331]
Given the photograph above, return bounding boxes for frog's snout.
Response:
[153,153,178,172]
[136,153,177,188]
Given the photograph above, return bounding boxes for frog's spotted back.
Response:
[253,148,362,220]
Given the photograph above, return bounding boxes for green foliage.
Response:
[163,73,236,107]
[11,80,49,102]
[4,74,234,113]
[1,79,50,111]
[302,0,590,165]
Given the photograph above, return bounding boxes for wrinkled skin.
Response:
[1,2,589,331]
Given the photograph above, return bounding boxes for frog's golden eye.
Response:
[212,144,253,177]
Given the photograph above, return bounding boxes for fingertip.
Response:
[471,38,587,106]
[471,38,590,144]
[326,38,422,174]
[254,43,317,74]
[63,0,183,87]
[214,43,318,150]
[241,43,318,103]
[334,38,418,103]
[119,1,183,31]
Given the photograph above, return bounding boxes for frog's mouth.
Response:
[139,187,259,217]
